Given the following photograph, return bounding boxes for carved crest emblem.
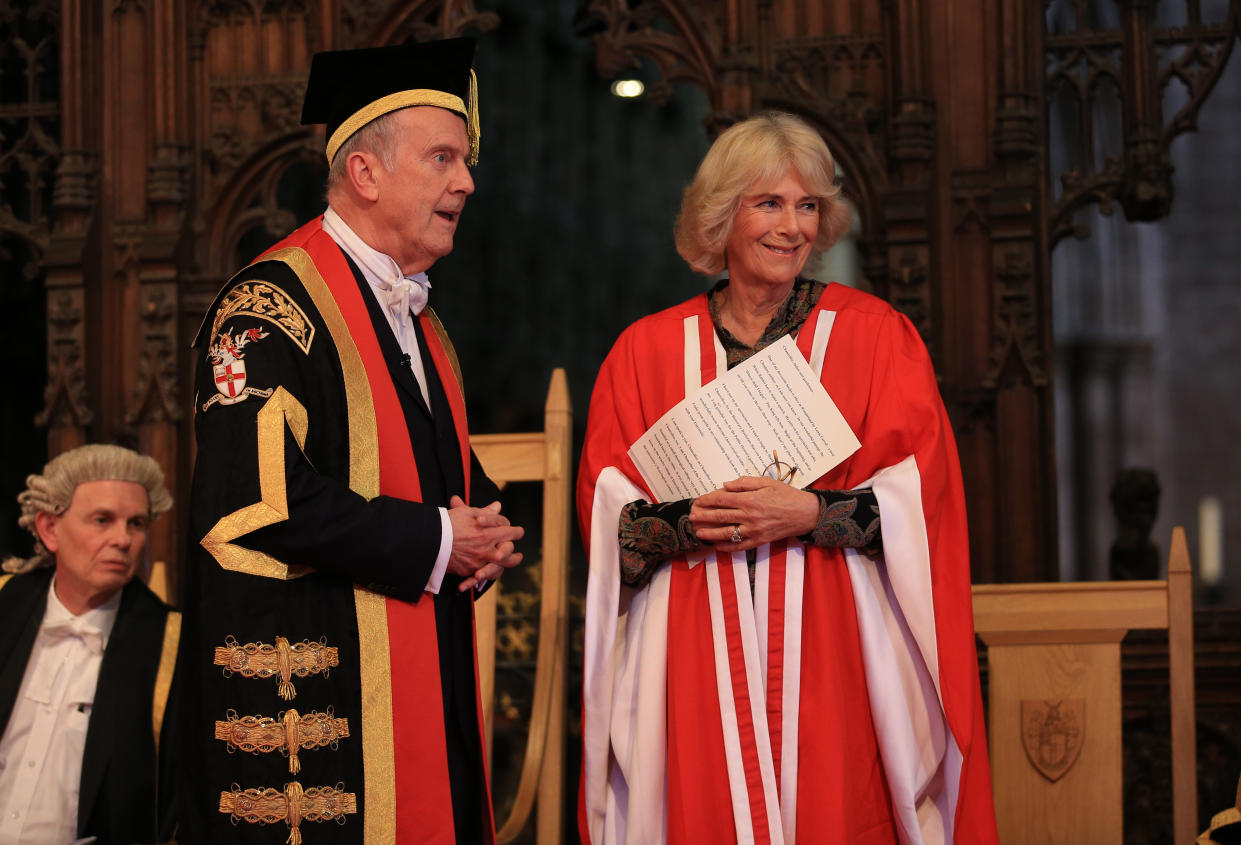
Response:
[1021,698,1085,782]
[203,324,274,412]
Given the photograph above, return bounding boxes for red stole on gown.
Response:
[259,217,495,844]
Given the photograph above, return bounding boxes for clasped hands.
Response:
[446,495,524,592]
[689,476,819,552]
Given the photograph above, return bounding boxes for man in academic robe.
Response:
[0,443,179,845]
[179,38,524,845]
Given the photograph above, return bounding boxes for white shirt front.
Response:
[0,577,119,845]
[321,206,453,595]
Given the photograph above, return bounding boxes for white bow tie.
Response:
[43,616,105,655]
[378,274,429,327]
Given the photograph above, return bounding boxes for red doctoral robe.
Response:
[578,283,998,844]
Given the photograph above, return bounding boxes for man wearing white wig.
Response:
[0,443,180,845]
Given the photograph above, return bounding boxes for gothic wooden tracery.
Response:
[13,0,1241,837]
[1048,0,1241,244]
[583,0,1038,581]
[582,0,1240,587]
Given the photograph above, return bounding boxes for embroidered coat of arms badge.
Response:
[203,325,275,412]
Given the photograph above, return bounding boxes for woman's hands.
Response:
[690,476,820,552]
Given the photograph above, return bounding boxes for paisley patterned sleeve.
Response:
[617,498,702,588]
[798,488,882,549]
[617,489,882,588]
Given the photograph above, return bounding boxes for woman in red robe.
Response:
[578,112,998,844]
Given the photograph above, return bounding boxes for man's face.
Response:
[373,106,475,275]
[36,480,150,613]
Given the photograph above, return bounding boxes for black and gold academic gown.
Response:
[0,568,180,845]
[180,217,501,845]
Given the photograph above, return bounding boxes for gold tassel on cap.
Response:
[466,68,480,166]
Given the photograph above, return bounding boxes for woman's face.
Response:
[725,170,820,291]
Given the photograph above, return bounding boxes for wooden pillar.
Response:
[1116,0,1172,220]
[39,0,97,453]
[931,0,1058,582]
[125,0,188,591]
[41,0,192,591]
[877,0,936,349]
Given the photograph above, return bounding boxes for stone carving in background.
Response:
[1110,468,1162,581]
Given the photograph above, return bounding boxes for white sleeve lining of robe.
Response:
[583,467,670,845]
[846,454,963,844]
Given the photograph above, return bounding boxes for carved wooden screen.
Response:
[1047,0,1240,244]
[1,1,56,559]
[583,0,1241,588]
[15,0,1241,837]
[584,0,1056,582]
[22,0,1241,607]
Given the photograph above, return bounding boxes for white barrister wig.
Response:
[2,443,173,575]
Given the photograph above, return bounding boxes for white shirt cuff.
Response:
[425,507,453,594]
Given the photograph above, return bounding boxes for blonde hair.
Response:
[3,444,173,575]
[674,112,852,276]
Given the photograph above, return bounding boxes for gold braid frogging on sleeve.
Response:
[218,781,356,845]
[209,281,315,354]
[213,636,339,700]
[200,387,313,580]
[214,708,351,774]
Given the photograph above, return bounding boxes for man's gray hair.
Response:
[2,444,173,575]
[325,109,407,194]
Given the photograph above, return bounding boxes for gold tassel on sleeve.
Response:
[285,782,304,845]
[213,635,339,700]
[276,636,295,700]
[218,782,356,839]
[214,707,350,774]
[283,709,302,774]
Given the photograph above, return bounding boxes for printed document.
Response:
[628,335,861,502]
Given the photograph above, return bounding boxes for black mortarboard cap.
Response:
[301,38,479,166]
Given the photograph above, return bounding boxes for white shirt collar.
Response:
[43,574,122,649]
[321,206,435,411]
[322,206,431,310]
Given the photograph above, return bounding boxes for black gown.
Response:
[0,567,179,845]
[179,227,501,845]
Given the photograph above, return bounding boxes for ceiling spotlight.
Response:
[611,79,644,98]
